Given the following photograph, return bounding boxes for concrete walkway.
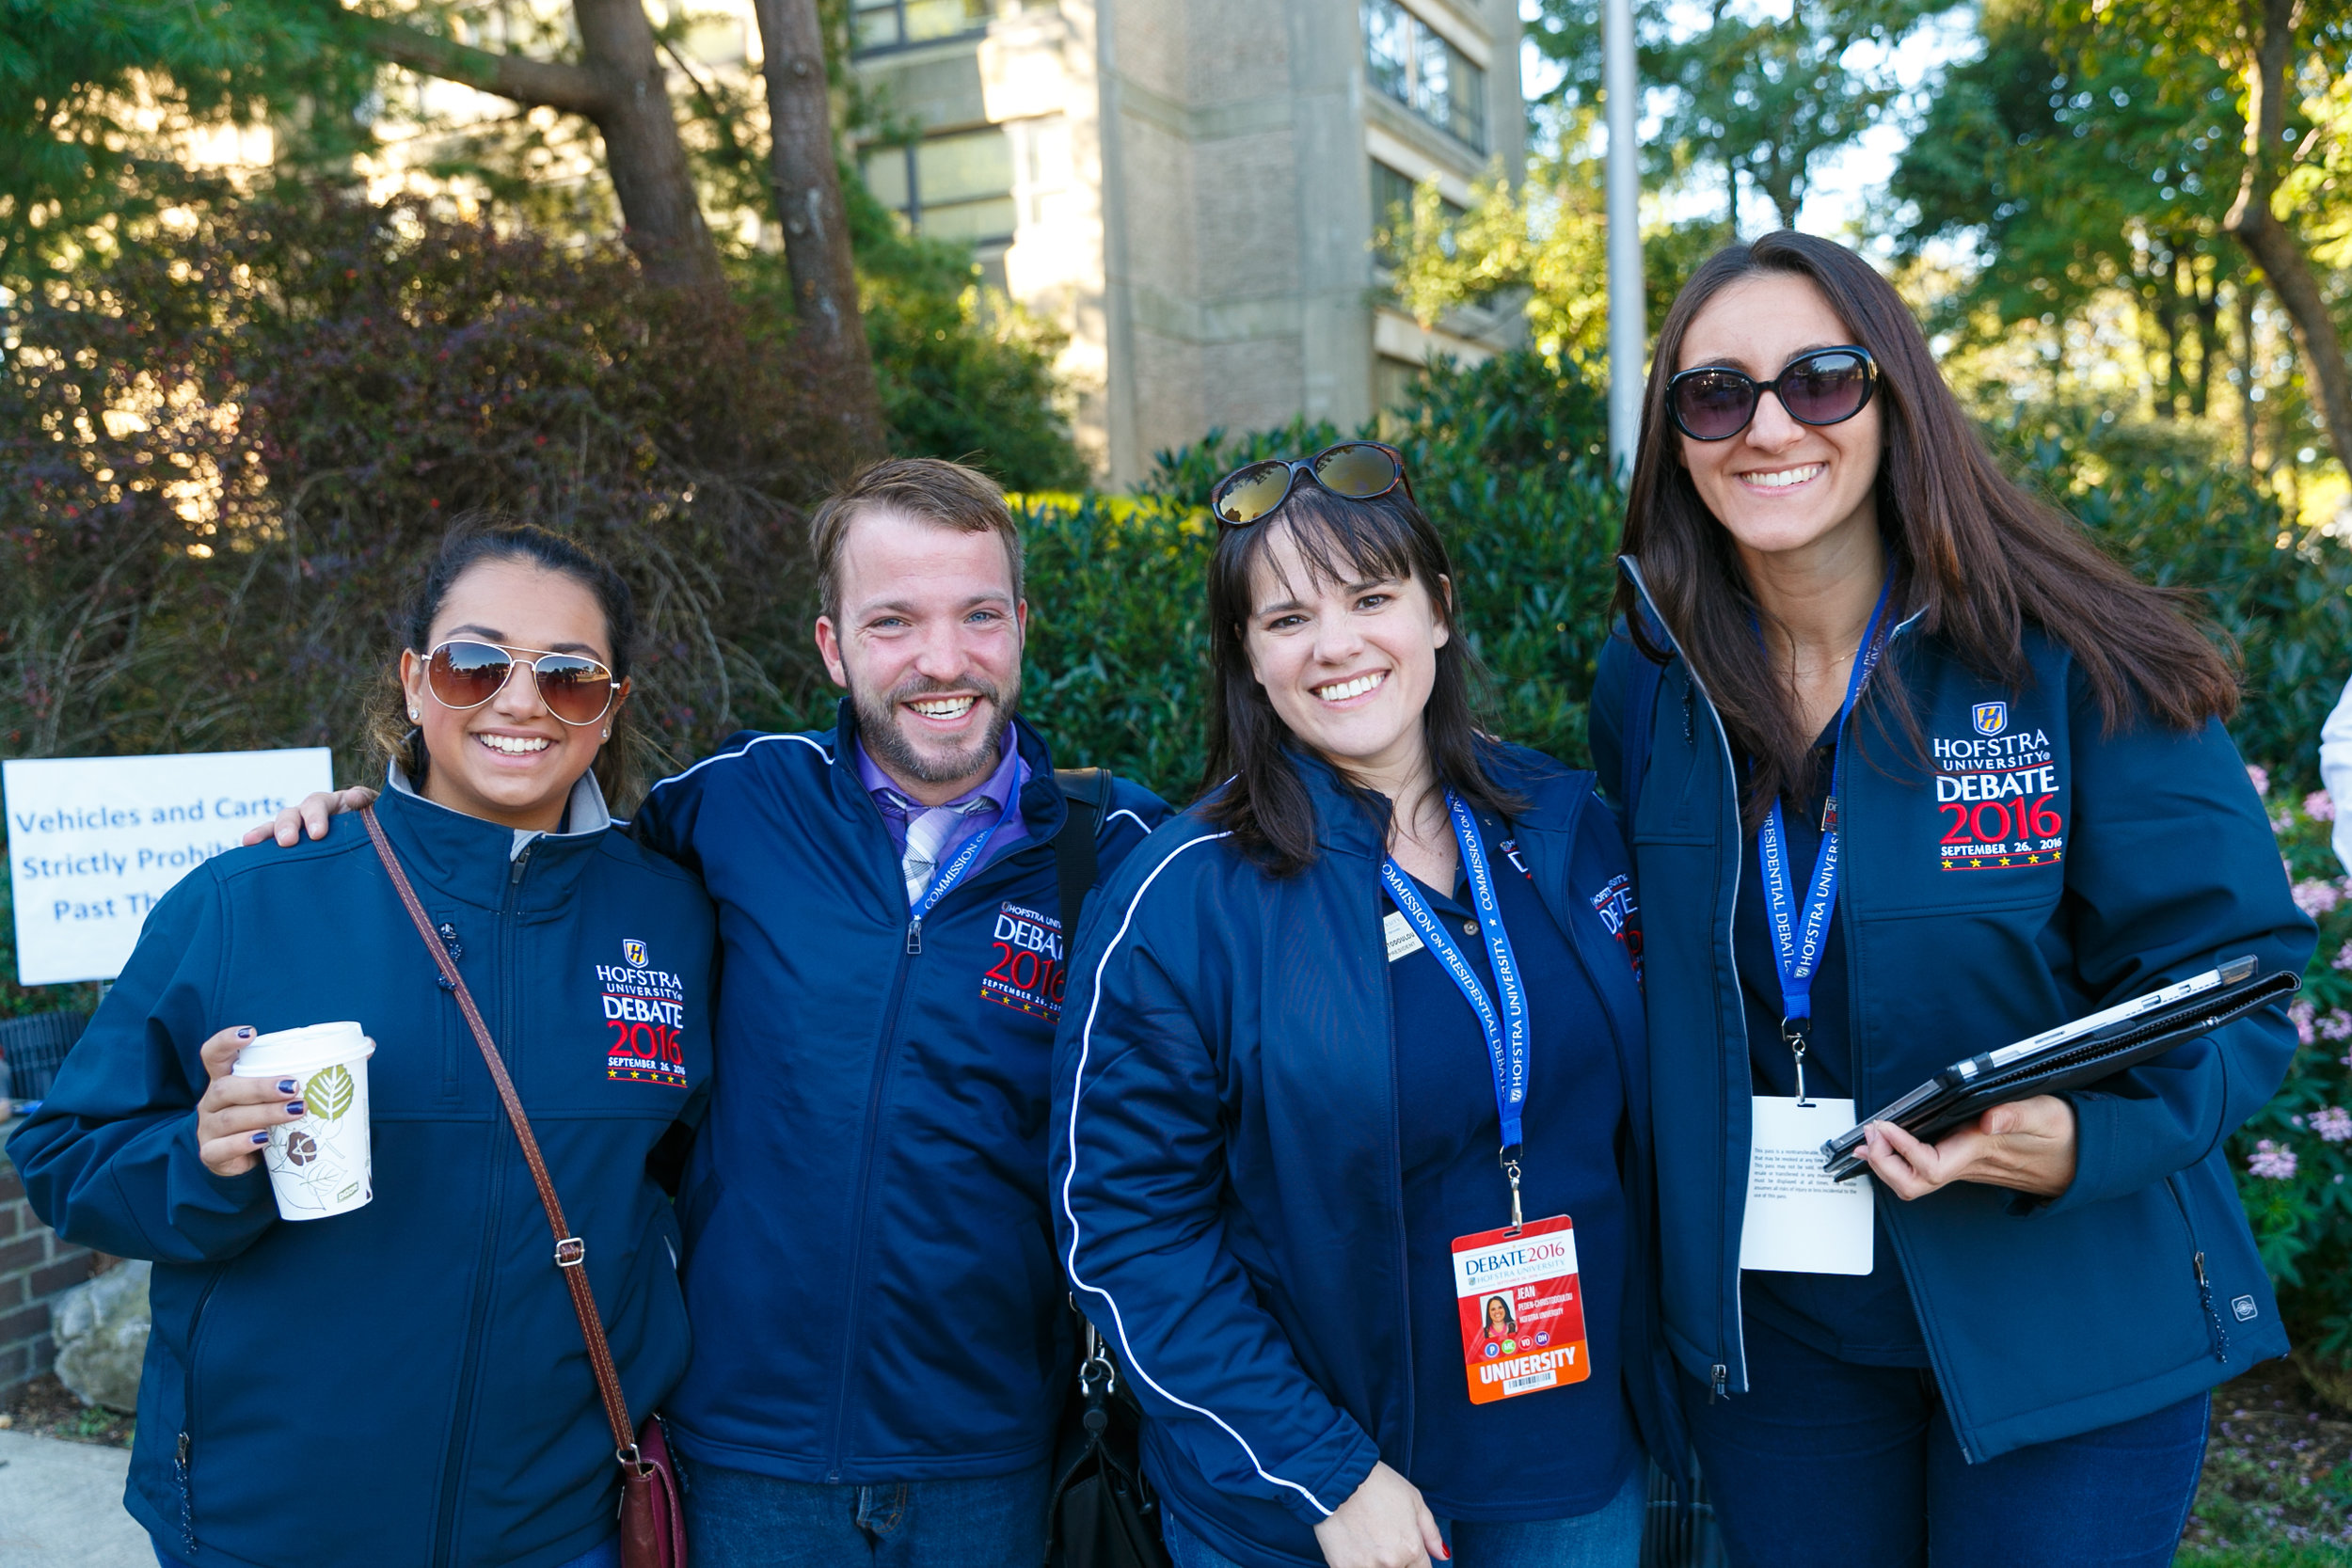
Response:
[0,1429,150,1567]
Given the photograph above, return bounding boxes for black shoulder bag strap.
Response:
[1052,767,1110,936]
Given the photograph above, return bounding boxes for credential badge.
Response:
[1972,701,2008,737]
[624,939,647,967]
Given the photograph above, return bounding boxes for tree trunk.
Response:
[342,1,728,296]
[749,0,890,463]
[2191,260,2217,419]
[1726,160,1740,242]
[573,0,730,294]
[2240,279,2261,468]
[2224,0,2352,477]
[2157,266,2181,420]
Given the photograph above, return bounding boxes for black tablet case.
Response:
[1822,959,2299,1182]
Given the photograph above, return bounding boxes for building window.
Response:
[862,127,1018,245]
[853,0,993,55]
[1371,159,1464,266]
[1361,0,1487,152]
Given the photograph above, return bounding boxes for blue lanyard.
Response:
[910,805,1008,923]
[1755,575,1895,1096]
[1381,793,1533,1225]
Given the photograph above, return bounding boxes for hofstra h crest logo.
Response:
[1972,702,2009,737]
[624,939,648,968]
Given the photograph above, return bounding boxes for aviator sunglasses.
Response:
[423,639,620,727]
[1666,345,1880,442]
[1209,440,1415,526]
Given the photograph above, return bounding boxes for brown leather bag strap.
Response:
[361,805,643,1465]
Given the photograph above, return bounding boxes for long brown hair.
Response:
[1200,483,1521,877]
[1612,231,2236,827]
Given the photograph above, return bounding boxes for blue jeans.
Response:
[1161,1469,1645,1568]
[156,1536,617,1568]
[1681,1315,2210,1567]
[678,1454,1053,1568]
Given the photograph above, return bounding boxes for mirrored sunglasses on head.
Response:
[1209,441,1413,526]
[1666,345,1879,442]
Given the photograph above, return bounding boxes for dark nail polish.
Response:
[277,1079,297,1095]
[285,1101,305,1117]
[236,1027,255,1039]
[250,1131,269,1145]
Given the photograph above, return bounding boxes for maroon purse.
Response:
[364,807,688,1568]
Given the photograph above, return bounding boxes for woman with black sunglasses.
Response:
[1589,230,2311,1564]
[10,520,715,1568]
[1052,452,1677,1568]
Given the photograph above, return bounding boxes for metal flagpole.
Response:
[1604,0,1643,483]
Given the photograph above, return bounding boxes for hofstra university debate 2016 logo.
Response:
[601,939,688,1087]
[1973,701,2008,737]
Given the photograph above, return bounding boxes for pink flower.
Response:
[2249,1139,2299,1179]
[2320,1010,2352,1042]
[2312,1107,2352,1143]
[2312,790,2340,823]
[2332,942,2352,972]
[2249,764,2272,798]
[2292,999,2317,1045]
[2294,879,2342,916]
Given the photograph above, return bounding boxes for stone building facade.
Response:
[848,0,1527,481]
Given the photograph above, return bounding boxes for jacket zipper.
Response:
[823,908,921,1479]
[431,842,532,1565]
[2168,1176,2230,1363]
[175,1267,227,1556]
[1623,561,1752,1390]
[1376,873,1416,1478]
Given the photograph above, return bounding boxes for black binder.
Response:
[1821,957,2299,1182]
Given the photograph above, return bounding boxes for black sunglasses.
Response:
[1208,441,1414,526]
[1666,345,1879,441]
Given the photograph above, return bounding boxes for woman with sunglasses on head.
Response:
[10,520,714,1568]
[1052,445,1677,1568]
[1588,230,2312,1565]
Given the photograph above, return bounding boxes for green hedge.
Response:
[993,360,2352,811]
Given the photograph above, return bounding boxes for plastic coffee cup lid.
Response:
[231,1022,376,1078]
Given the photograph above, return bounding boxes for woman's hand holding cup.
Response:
[195,1026,306,1177]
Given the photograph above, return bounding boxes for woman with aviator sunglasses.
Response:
[1590,230,2309,1563]
[1053,445,1677,1568]
[11,519,717,1568]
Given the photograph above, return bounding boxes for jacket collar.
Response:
[1618,552,1930,672]
[1291,740,1590,863]
[373,762,611,912]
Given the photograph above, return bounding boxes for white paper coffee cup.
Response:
[231,1022,376,1222]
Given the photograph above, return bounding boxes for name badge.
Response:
[1741,1096,1873,1275]
[1451,1215,1591,1403]
[1383,909,1426,963]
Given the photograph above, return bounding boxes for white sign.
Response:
[5,749,335,986]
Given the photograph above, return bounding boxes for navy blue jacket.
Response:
[7,779,715,1568]
[1591,560,2314,1461]
[1051,748,1676,1568]
[631,706,1167,1481]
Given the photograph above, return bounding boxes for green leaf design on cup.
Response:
[304,1063,357,1122]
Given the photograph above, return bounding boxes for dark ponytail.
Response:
[370,515,644,805]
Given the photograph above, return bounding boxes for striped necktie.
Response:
[901,802,980,907]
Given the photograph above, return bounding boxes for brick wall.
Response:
[0,1115,100,1405]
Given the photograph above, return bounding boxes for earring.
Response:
[408,708,419,721]
[600,728,611,739]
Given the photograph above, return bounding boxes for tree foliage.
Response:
[0,185,830,787]
[1528,0,1949,230]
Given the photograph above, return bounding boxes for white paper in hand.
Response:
[1740,1096,1873,1275]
